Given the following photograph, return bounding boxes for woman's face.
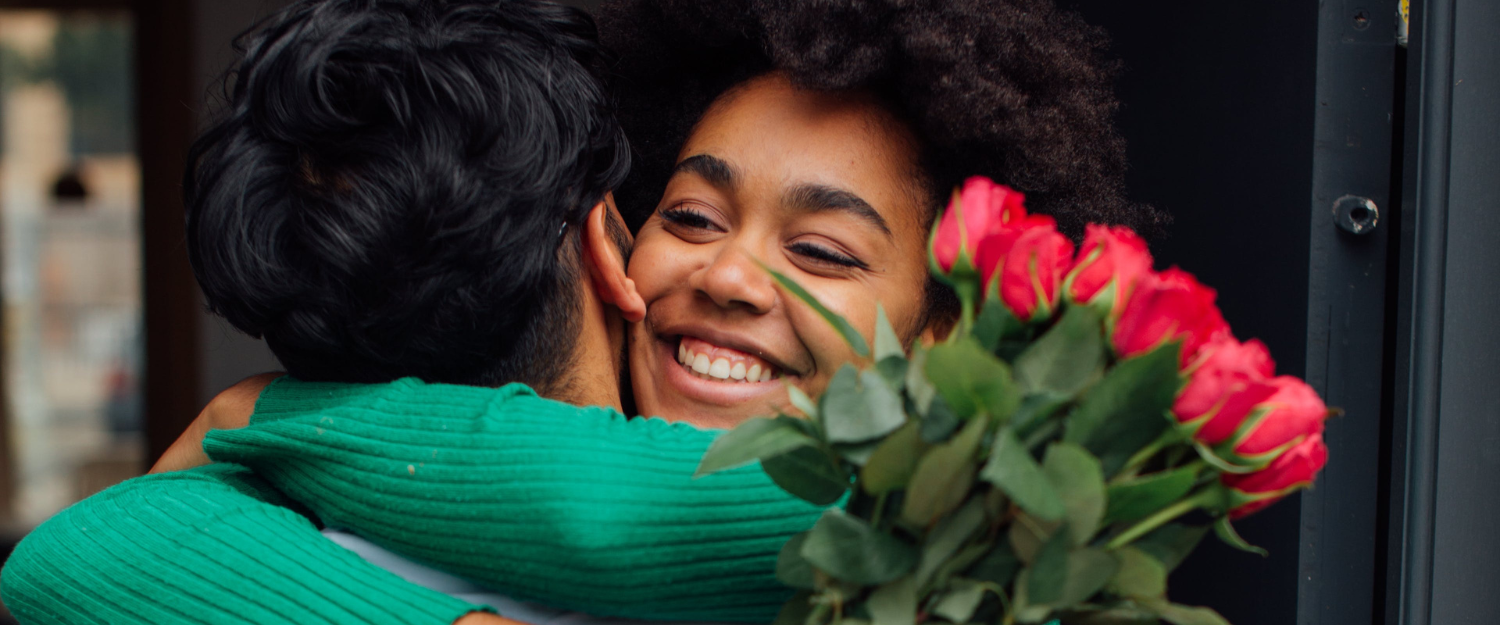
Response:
[626,74,935,429]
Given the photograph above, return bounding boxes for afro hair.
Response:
[597,0,1167,240]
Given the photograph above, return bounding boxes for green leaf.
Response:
[1065,608,1160,625]
[1133,523,1210,572]
[1025,522,1073,605]
[905,345,937,415]
[762,445,850,505]
[787,385,820,420]
[800,509,918,584]
[1140,599,1232,625]
[936,542,1000,588]
[916,496,988,586]
[1014,305,1107,396]
[860,420,927,495]
[833,440,882,467]
[1043,443,1107,546]
[1064,344,1184,475]
[919,395,962,443]
[900,415,987,527]
[932,580,990,623]
[980,428,1065,521]
[1105,466,1200,525]
[1011,392,1073,435]
[973,298,1020,352]
[1109,546,1167,599]
[697,416,816,477]
[926,340,1021,421]
[874,303,904,363]
[776,532,817,589]
[876,357,908,389]
[1214,516,1268,557]
[764,264,869,358]
[772,591,816,625]
[1008,512,1060,564]
[821,365,908,444]
[966,543,1022,590]
[865,576,918,625]
[1058,548,1119,606]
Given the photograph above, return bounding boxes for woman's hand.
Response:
[149,372,283,473]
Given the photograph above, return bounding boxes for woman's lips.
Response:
[657,336,789,407]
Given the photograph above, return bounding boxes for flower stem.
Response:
[1114,429,1183,481]
[1106,487,1219,550]
[954,282,978,340]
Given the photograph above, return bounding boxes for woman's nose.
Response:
[695,247,777,313]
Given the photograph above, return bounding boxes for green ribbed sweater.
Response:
[1,378,826,624]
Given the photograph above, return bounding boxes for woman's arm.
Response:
[203,377,827,623]
[0,463,499,625]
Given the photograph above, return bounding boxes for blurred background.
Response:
[0,1,1495,625]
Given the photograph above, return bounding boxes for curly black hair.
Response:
[598,0,1165,240]
[185,0,629,390]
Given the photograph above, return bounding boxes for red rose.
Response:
[977,217,1074,321]
[1173,338,1278,445]
[1065,225,1154,320]
[1223,433,1328,519]
[931,177,1027,277]
[1222,376,1327,465]
[1112,267,1229,365]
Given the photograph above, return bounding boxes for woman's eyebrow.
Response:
[672,154,739,188]
[784,183,893,237]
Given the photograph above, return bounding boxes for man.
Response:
[0,1,815,623]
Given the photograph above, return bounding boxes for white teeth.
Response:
[709,358,731,379]
[761,368,774,382]
[746,364,762,383]
[730,362,747,380]
[679,342,688,364]
[692,353,711,374]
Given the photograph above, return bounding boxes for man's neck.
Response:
[545,279,627,412]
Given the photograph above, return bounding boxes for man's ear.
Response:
[582,193,646,322]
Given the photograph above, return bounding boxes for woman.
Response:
[9,0,1159,623]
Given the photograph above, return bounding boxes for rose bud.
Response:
[930,176,1027,279]
[1112,267,1230,365]
[978,217,1074,321]
[1222,376,1328,467]
[1173,338,1278,445]
[1064,225,1154,321]
[1223,433,1328,519]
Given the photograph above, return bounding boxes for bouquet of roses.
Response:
[696,177,1331,625]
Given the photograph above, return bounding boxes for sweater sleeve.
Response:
[0,464,482,625]
[201,377,828,623]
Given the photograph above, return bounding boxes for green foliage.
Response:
[901,415,987,527]
[1213,517,1268,557]
[801,509,918,585]
[1064,343,1184,475]
[696,416,815,477]
[1043,444,1107,545]
[762,446,850,505]
[1105,467,1201,525]
[764,264,870,358]
[926,340,1020,421]
[822,365,908,444]
[981,428,1065,521]
[860,421,926,495]
[1014,306,1107,396]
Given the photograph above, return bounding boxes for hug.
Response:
[2,0,1159,623]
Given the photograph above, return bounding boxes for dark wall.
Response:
[1056,2,1318,623]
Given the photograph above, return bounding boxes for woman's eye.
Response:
[787,241,868,270]
[659,206,722,232]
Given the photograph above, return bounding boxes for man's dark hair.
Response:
[599,0,1166,240]
[185,0,630,392]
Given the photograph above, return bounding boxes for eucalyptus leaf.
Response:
[1213,516,1268,557]
[772,591,816,625]
[776,532,817,589]
[801,509,918,585]
[865,576,918,625]
[763,264,870,358]
[874,303,904,363]
[787,385,820,421]
[1105,466,1200,525]
[932,580,989,623]
[1014,305,1106,396]
[1043,443,1106,546]
[762,445,850,505]
[1133,523,1210,572]
[1058,548,1118,606]
[1025,522,1073,605]
[822,365,908,444]
[980,428,1065,521]
[876,357,909,389]
[860,420,927,495]
[926,340,1020,421]
[697,416,816,477]
[1064,343,1184,475]
[919,395,962,443]
[905,345,937,415]
[1108,546,1167,599]
[916,496,988,586]
[900,415,987,527]
[965,542,1021,587]
[1140,599,1232,625]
